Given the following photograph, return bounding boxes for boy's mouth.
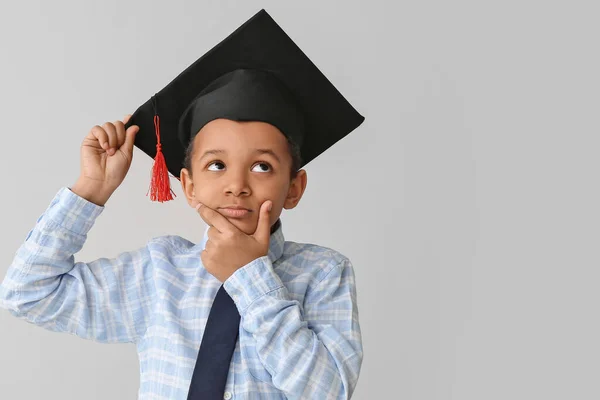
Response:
[218,206,252,218]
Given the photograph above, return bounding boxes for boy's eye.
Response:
[252,162,271,173]
[206,161,272,172]
[207,161,225,171]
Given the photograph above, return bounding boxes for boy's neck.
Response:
[270,218,281,235]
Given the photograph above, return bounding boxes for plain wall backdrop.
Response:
[1,0,599,399]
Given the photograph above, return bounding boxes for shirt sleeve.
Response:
[223,255,363,400]
[0,187,156,344]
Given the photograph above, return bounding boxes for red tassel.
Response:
[147,115,175,202]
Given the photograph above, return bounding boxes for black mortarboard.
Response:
[125,8,365,202]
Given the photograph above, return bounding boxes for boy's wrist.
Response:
[70,178,112,206]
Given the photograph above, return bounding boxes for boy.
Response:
[0,9,364,400]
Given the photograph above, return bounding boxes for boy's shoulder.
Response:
[144,234,200,254]
[281,240,352,282]
[283,240,348,264]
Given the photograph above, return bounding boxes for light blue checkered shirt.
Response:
[0,187,363,399]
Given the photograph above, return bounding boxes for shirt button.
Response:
[224,392,232,400]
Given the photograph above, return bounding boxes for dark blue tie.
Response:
[187,219,280,399]
[186,285,241,399]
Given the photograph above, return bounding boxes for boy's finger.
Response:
[90,126,109,150]
[197,203,237,233]
[206,226,220,240]
[122,114,132,124]
[252,200,272,244]
[113,121,127,148]
[121,125,139,161]
[102,122,118,150]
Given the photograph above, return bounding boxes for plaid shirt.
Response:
[0,187,363,399]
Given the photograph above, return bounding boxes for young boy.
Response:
[0,9,364,400]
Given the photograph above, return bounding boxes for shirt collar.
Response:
[200,218,285,264]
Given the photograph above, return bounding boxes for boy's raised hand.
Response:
[196,200,273,282]
[71,115,140,206]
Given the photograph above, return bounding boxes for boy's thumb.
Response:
[122,125,139,157]
[253,200,272,244]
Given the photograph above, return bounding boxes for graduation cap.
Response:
[125,8,365,202]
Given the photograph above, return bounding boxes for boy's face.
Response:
[180,118,307,235]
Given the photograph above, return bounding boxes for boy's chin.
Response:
[225,217,256,235]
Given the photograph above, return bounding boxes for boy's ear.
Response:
[180,168,198,208]
[283,169,307,210]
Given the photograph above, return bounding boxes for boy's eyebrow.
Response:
[198,149,226,162]
[252,148,281,164]
[198,148,281,164]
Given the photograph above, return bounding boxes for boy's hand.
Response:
[71,115,140,206]
[197,200,273,283]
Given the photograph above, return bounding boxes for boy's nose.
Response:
[224,172,251,196]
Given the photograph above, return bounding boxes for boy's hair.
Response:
[183,134,303,180]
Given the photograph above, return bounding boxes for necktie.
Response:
[186,219,280,399]
[186,285,240,399]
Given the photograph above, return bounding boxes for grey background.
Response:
[0,0,598,399]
